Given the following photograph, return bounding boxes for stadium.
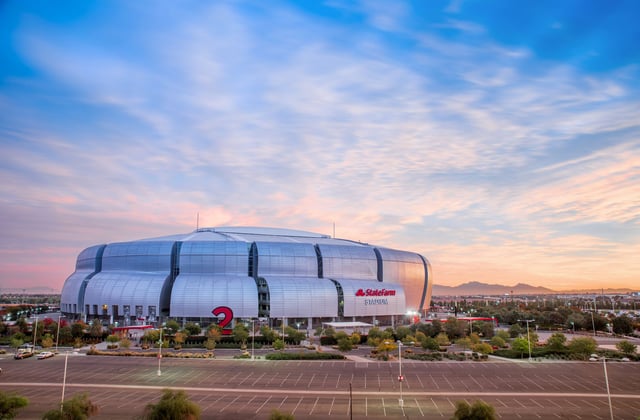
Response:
[60,227,432,331]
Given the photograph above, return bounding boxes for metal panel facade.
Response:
[60,244,104,314]
[83,272,168,317]
[180,241,248,274]
[265,277,337,317]
[318,244,377,279]
[255,242,317,277]
[101,241,173,272]
[335,278,406,316]
[170,275,258,318]
[377,247,426,312]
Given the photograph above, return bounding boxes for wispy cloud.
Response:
[0,1,638,291]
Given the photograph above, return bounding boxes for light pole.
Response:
[33,316,38,349]
[56,315,65,354]
[251,319,255,361]
[518,319,534,361]
[157,325,163,376]
[61,351,69,413]
[602,357,614,420]
[397,340,404,407]
[590,301,596,337]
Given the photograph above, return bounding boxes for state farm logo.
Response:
[355,288,396,297]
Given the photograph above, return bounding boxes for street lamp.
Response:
[251,319,255,361]
[60,351,69,413]
[33,315,38,349]
[602,356,614,420]
[518,319,534,361]
[590,301,596,337]
[56,315,65,354]
[157,325,164,376]
[397,340,404,408]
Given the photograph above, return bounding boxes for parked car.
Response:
[37,351,55,359]
[14,349,34,359]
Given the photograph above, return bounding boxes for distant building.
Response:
[60,227,432,331]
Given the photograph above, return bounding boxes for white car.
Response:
[37,351,54,359]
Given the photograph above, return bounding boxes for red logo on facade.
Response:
[355,288,396,297]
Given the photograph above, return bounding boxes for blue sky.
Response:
[1,0,638,292]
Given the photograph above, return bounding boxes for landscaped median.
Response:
[85,346,346,360]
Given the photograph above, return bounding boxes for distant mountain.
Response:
[432,281,555,296]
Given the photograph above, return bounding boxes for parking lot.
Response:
[1,352,639,419]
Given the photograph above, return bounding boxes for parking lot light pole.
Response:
[157,325,163,376]
[61,351,69,413]
[56,315,65,354]
[397,340,404,407]
[518,319,534,361]
[33,316,38,349]
[603,357,614,420]
[251,319,255,361]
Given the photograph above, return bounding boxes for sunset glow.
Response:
[1,1,638,293]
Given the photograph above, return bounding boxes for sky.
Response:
[1,0,639,293]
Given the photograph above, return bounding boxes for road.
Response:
[1,351,639,419]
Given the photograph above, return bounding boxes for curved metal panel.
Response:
[376,247,426,313]
[170,275,258,318]
[317,244,378,280]
[60,244,105,314]
[83,272,169,317]
[255,242,317,277]
[179,241,249,275]
[264,277,337,318]
[101,241,174,272]
[333,278,406,316]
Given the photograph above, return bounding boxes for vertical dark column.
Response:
[373,248,383,282]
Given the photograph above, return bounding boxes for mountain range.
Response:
[431,281,635,296]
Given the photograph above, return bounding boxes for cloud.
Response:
[1,1,638,291]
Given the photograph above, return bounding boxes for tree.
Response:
[106,334,119,348]
[475,321,495,338]
[233,323,249,347]
[273,339,285,351]
[269,409,294,420]
[422,336,440,351]
[205,326,221,351]
[376,340,397,360]
[184,322,201,336]
[337,337,353,352]
[58,326,73,345]
[140,389,200,420]
[472,343,493,354]
[545,333,567,351]
[612,315,634,335]
[495,330,510,342]
[42,393,98,420]
[173,332,186,350]
[615,340,637,355]
[71,322,86,338]
[0,391,29,419]
[444,317,465,339]
[350,332,361,345]
[89,319,102,339]
[41,334,54,349]
[489,336,506,349]
[511,337,530,358]
[10,335,24,350]
[164,320,180,336]
[435,332,450,347]
[508,324,523,338]
[456,337,471,351]
[395,326,411,341]
[567,337,597,359]
[260,325,279,343]
[452,400,497,420]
